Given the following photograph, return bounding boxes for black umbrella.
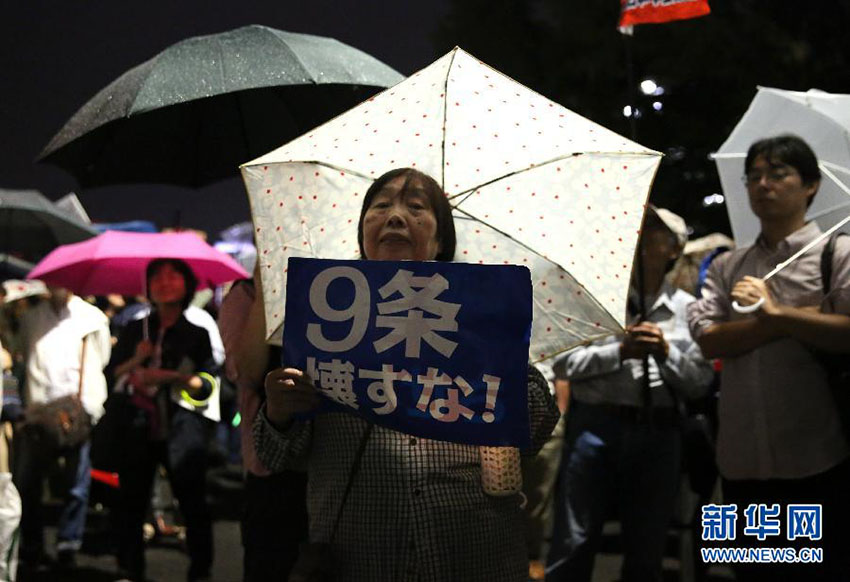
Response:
[39,25,404,188]
[0,254,35,281]
[0,189,97,262]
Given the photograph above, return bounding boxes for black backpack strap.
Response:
[821,232,848,296]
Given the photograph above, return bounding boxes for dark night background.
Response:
[2,0,849,240]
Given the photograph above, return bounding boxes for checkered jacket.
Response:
[254,365,558,581]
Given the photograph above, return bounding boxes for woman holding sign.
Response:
[246,168,559,582]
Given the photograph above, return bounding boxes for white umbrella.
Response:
[714,87,850,247]
[241,47,661,361]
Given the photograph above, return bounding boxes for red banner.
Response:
[619,0,710,28]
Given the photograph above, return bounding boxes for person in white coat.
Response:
[15,287,110,569]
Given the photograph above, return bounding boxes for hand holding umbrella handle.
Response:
[729,208,850,317]
[732,297,765,314]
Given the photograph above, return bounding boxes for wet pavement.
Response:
[18,464,735,582]
[17,465,244,582]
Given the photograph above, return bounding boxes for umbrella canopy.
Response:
[0,255,36,281]
[715,87,850,247]
[39,25,404,188]
[241,47,661,361]
[93,220,158,233]
[219,221,254,244]
[27,231,248,296]
[55,192,91,224]
[0,189,97,261]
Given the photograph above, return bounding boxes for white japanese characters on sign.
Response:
[303,266,501,425]
[284,257,533,446]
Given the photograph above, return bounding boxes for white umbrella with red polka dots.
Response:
[241,47,661,362]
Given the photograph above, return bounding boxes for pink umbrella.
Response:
[27,231,249,296]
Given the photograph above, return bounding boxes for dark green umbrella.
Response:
[0,189,97,262]
[39,25,404,188]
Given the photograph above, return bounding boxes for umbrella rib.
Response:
[247,159,375,183]
[534,304,613,343]
[806,201,850,222]
[440,49,459,191]
[214,36,229,96]
[821,161,850,177]
[129,55,164,116]
[451,208,622,327]
[263,27,314,83]
[451,208,552,264]
[761,212,850,283]
[710,152,744,160]
[529,330,618,364]
[804,163,850,222]
[445,151,657,203]
[448,153,583,205]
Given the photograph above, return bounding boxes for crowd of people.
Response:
[0,134,848,582]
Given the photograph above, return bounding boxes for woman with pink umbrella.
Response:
[105,258,218,582]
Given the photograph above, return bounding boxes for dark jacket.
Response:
[106,312,218,408]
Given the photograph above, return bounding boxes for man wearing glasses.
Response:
[687,135,850,581]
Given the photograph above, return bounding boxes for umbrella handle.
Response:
[732,297,765,314]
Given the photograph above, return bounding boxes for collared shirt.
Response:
[254,366,559,582]
[21,296,111,421]
[557,281,713,407]
[688,222,850,480]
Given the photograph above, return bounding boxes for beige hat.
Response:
[648,205,688,247]
[2,279,47,303]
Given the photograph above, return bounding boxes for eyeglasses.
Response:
[741,167,796,186]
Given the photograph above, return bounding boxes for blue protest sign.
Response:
[282,257,532,446]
